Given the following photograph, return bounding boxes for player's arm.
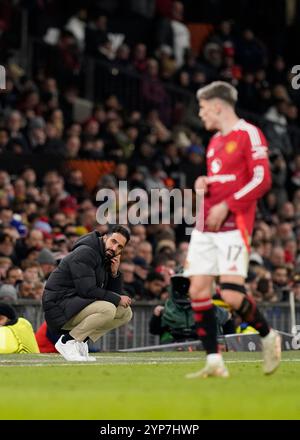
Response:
[194,176,209,193]
[224,130,271,212]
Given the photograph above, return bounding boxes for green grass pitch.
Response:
[0,351,299,420]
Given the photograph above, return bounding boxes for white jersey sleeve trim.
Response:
[238,120,263,147]
[233,165,264,200]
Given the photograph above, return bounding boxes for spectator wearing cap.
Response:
[27,116,47,152]
[133,256,150,295]
[33,218,52,235]
[0,302,39,353]
[155,264,175,287]
[52,234,69,257]
[0,284,18,302]
[37,248,57,279]
[10,214,27,238]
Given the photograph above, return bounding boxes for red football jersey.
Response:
[196,119,271,239]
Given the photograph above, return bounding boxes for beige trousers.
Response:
[62,301,133,342]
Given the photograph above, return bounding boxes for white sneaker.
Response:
[55,336,87,362]
[77,341,96,362]
[186,355,229,379]
[261,329,281,375]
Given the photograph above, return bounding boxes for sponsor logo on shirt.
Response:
[207,175,236,184]
[211,158,222,174]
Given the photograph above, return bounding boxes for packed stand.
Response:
[0,0,300,311]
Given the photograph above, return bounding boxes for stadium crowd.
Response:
[0,0,300,314]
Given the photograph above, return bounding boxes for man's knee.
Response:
[124,306,133,323]
[189,276,213,299]
[118,306,133,324]
[93,301,116,321]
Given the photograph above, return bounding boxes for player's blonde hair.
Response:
[196,81,238,107]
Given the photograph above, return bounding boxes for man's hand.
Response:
[206,202,229,231]
[119,295,132,308]
[153,305,164,316]
[194,176,209,193]
[110,255,121,277]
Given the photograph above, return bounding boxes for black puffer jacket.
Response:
[43,231,122,331]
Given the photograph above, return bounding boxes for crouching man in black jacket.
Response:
[42,226,132,361]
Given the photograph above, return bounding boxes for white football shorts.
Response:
[184,229,249,277]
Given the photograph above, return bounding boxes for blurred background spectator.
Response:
[0,0,300,339]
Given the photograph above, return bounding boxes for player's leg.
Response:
[220,278,281,374]
[184,230,229,378]
[217,230,281,374]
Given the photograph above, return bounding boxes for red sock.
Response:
[191,297,218,354]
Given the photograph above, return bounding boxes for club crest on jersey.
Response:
[225,141,237,154]
[211,158,222,174]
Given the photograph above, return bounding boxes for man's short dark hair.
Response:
[146,272,164,283]
[110,225,130,244]
[196,81,238,107]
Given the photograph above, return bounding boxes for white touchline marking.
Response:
[0,358,300,367]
